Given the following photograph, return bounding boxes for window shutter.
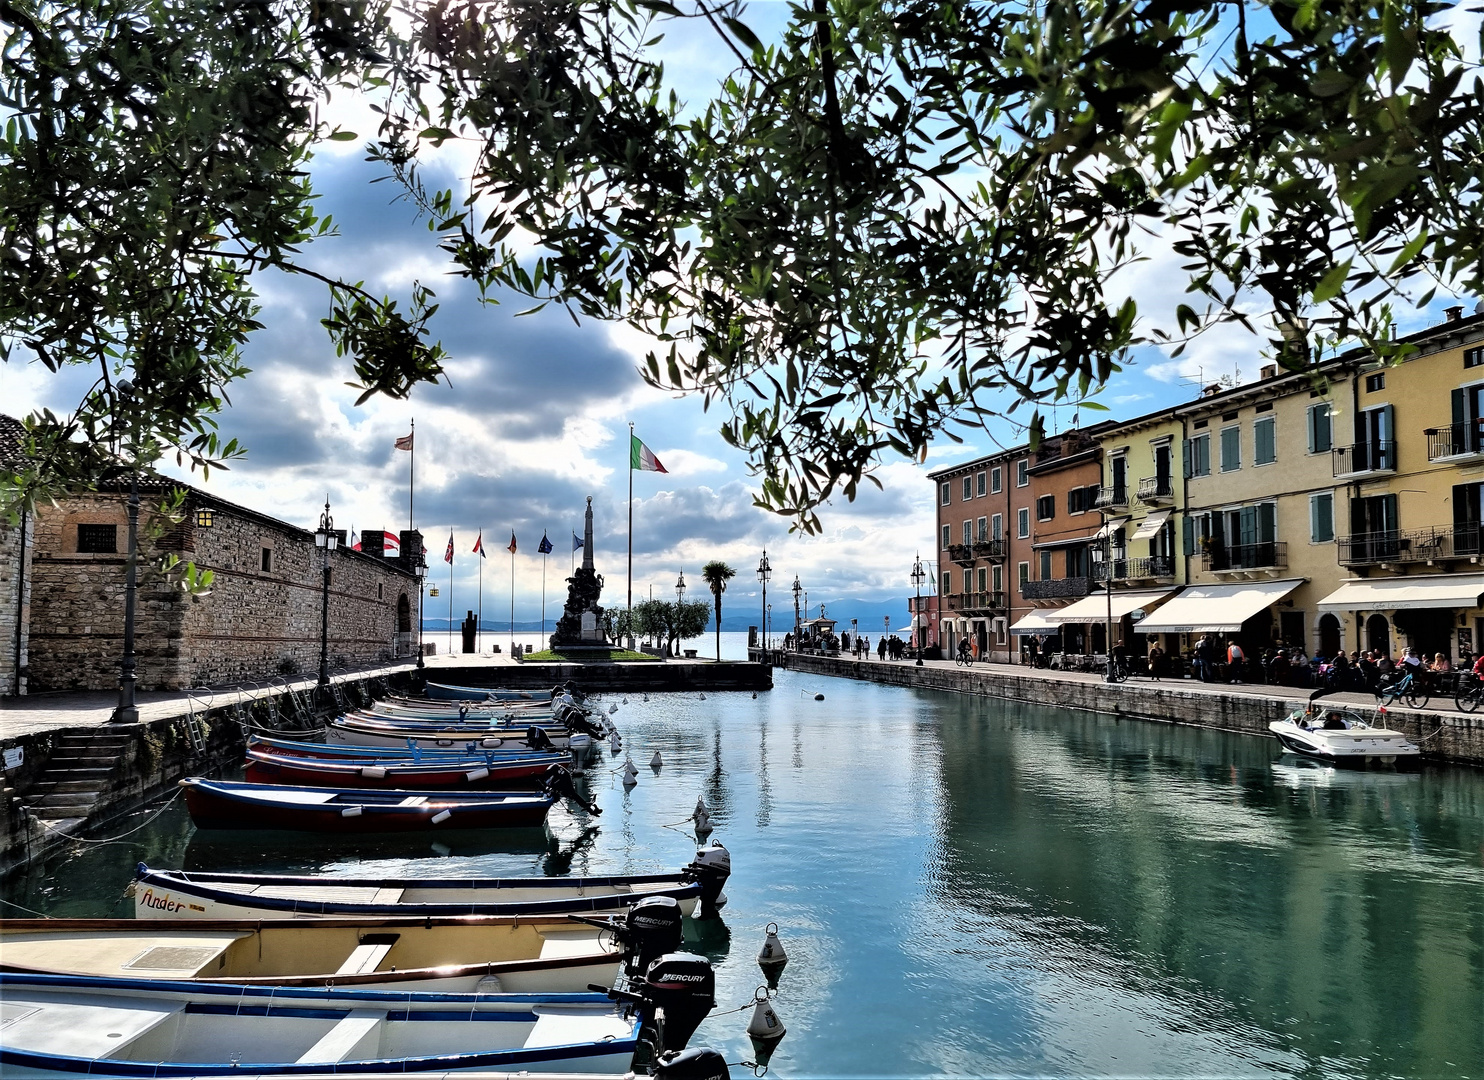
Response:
[1257,502,1276,543]
[1453,388,1466,427]
[1182,438,1192,478]
[1183,515,1194,555]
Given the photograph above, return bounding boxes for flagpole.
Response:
[409,418,415,532]
[541,547,547,646]
[447,531,454,657]
[477,533,483,654]
[627,422,634,647]
[509,536,516,658]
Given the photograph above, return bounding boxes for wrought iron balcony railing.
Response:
[1201,541,1287,572]
[1425,422,1484,462]
[1338,524,1482,566]
[1332,441,1396,476]
[1137,476,1174,505]
[1093,555,1175,581]
[944,591,1006,613]
[1093,486,1129,512]
[947,543,976,567]
[972,538,1007,561]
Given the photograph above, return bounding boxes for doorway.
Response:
[1318,613,1342,658]
[1365,613,1390,655]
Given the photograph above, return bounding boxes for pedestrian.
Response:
[878,636,888,661]
[1226,639,1245,682]
[1147,641,1164,681]
[860,634,870,659]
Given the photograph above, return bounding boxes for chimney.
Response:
[1202,384,1221,398]
[1260,364,1277,379]
[1445,305,1463,322]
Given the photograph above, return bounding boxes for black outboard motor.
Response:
[526,725,555,752]
[685,842,731,917]
[640,952,716,1054]
[544,764,601,815]
[621,895,684,976]
[654,1048,731,1080]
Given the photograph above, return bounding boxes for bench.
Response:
[334,935,399,975]
[296,1009,385,1063]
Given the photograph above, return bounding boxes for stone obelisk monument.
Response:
[551,497,606,647]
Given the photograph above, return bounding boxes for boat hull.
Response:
[1268,720,1420,766]
[244,753,559,790]
[181,779,553,833]
[326,722,572,752]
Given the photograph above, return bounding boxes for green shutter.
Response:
[1453,388,1466,426]
[1257,502,1276,543]
[1182,438,1192,478]
[1183,515,1194,555]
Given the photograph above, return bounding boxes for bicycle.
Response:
[1455,671,1484,713]
[954,643,975,667]
[1376,666,1430,709]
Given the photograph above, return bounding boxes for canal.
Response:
[4,669,1481,1078]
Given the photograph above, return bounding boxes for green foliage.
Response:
[377,0,1483,529]
[629,596,710,654]
[700,560,735,659]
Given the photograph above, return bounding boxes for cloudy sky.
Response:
[8,6,1481,624]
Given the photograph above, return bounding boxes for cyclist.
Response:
[956,638,973,664]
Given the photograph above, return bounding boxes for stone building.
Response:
[0,415,34,696]
[22,475,422,693]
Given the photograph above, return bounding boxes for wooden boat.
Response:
[132,844,732,919]
[0,971,640,1076]
[370,699,558,720]
[326,718,575,752]
[424,681,554,702]
[180,778,554,833]
[344,710,567,731]
[248,734,567,763]
[244,750,564,790]
[0,916,621,992]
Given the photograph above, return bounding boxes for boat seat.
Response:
[398,796,428,807]
[334,940,397,975]
[370,887,405,904]
[538,930,602,959]
[296,1009,385,1063]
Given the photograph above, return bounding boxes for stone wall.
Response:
[28,489,421,691]
[0,511,32,695]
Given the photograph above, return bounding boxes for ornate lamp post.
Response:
[910,552,927,653]
[414,553,428,670]
[756,550,772,650]
[791,576,802,650]
[111,380,140,724]
[313,497,339,698]
[676,571,686,602]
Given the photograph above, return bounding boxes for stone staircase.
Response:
[22,732,131,826]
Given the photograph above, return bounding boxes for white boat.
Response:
[0,916,621,992]
[1268,706,1421,765]
[0,971,641,1076]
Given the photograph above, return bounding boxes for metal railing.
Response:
[1425,421,1484,461]
[1201,541,1287,572]
[1022,576,1093,600]
[1093,555,1175,581]
[944,591,1006,613]
[1332,440,1396,475]
[972,538,1007,560]
[1137,476,1174,504]
[947,543,976,567]
[1093,486,1129,511]
[1338,524,1482,566]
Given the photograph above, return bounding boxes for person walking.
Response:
[878,636,888,662]
[1147,642,1164,681]
[1226,639,1245,683]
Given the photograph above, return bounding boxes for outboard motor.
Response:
[654,1048,731,1080]
[640,952,716,1054]
[621,895,684,975]
[525,725,555,752]
[544,764,601,815]
[686,842,731,917]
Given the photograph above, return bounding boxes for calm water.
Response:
[4,666,1482,1079]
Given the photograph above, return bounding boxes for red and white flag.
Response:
[349,530,361,552]
[383,533,401,557]
[473,532,485,558]
[394,431,414,451]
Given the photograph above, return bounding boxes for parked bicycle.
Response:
[1376,667,1430,709]
[1455,672,1484,713]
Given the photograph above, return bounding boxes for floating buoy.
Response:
[751,691,757,699]
[699,693,706,700]
[609,732,622,755]
[694,795,709,818]
[694,808,712,837]
[650,751,663,770]
[757,923,788,969]
[609,703,618,714]
[622,760,638,786]
[814,692,824,700]
[643,693,650,702]
[621,697,629,704]
[746,987,786,1042]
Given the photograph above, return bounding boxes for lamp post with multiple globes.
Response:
[313,497,339,699]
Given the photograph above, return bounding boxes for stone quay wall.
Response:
[766,650,1484,767]
[0,511,32,696]
[27,491,420,692]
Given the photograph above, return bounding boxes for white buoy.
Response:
[609,732,622,754]
[650,751,663,769]
[622,759,639,786]
[609,703,618,714]
[621,697,629,704]
[746,989,786,1041]
[694,808,712,837]
[758,923,788,968]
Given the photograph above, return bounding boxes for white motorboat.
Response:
[1268,706,1421,766]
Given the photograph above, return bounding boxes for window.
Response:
[991,513,1002,539]
[963,520,972,545]
[1017,507,1030,538]
[1254,416,1276,465]
[261,547,273,572]
[377,582,384,600]
[1018,561,1030,588]
[977,516,988,541]
[1039,549,1053,580]
[1220,426,1241,471]
[976,471,987,497]
[992,564,1003,592]
[941,524,951,549]
[991,467,1003,493]
[963,476,973,501]
[940,481,951,506]
[1307,402,1333,453]
[1068,487,1084,514]
[1365,372,1386,392]
[1183,433,1211,477]
[1466,347,1484,369]
[942,571,952,595]
[1310,493,1334,543]
[1016,459,1029,487]
[963,568,973,593]
[977,567,988,592]
[1036,494,1056,521]
[995,618,1006,646]
[76,524,117,553]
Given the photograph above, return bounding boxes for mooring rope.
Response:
[30,788,183,845]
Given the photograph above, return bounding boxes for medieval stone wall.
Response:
[27,491,421,692]
[0,512,32,695]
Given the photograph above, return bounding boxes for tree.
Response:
[0,0,446,515]
[700,561,736,661]
[633,597,708,656]
[378,0,1484,530]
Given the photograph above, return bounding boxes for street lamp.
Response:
[1091,532,1117,682]
[414,553,428,670]
[313,497,339,698]
[676,571,686,602]
[111,380,140,724]
[757,550,772,650]
[791,576,802,650]
[910,552,927,653]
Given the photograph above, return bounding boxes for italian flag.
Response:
[631,434,668,473]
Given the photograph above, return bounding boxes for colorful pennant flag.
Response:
[473,532,485,558]
[394,431,414,451]
[507,532,518,554]
[383,533,401,557]
[538,532,553,554]
[444,532,454,564]
[630,434,667,473]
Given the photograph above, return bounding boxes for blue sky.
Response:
[7,3,1481,622]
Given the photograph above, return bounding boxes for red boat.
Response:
[180,778,554,833]
[244,749,561,789]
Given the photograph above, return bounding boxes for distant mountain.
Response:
[422,596,916,634]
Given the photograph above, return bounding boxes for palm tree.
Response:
[701,561,736,661]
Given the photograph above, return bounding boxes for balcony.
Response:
[1093,486,1129,513]
[1426,421,1484,462]
[972,538,1007,562]
[1022,576,1093,601]
[1137,476,1174,506]
[1093,555,1175,582]
[1201,541,1288,573]
[1338,524,1482,567]
[1332,441,1396,477]
[947,544,976,568]
[944,591,1005,614]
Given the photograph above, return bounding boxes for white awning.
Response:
[1317,574,1484,611]
[1009,611,1062,635]
[1046,587,1179,624]
[1129,509,1172,541]
[1138,578,1306,634]
[1095,517,1130,540]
